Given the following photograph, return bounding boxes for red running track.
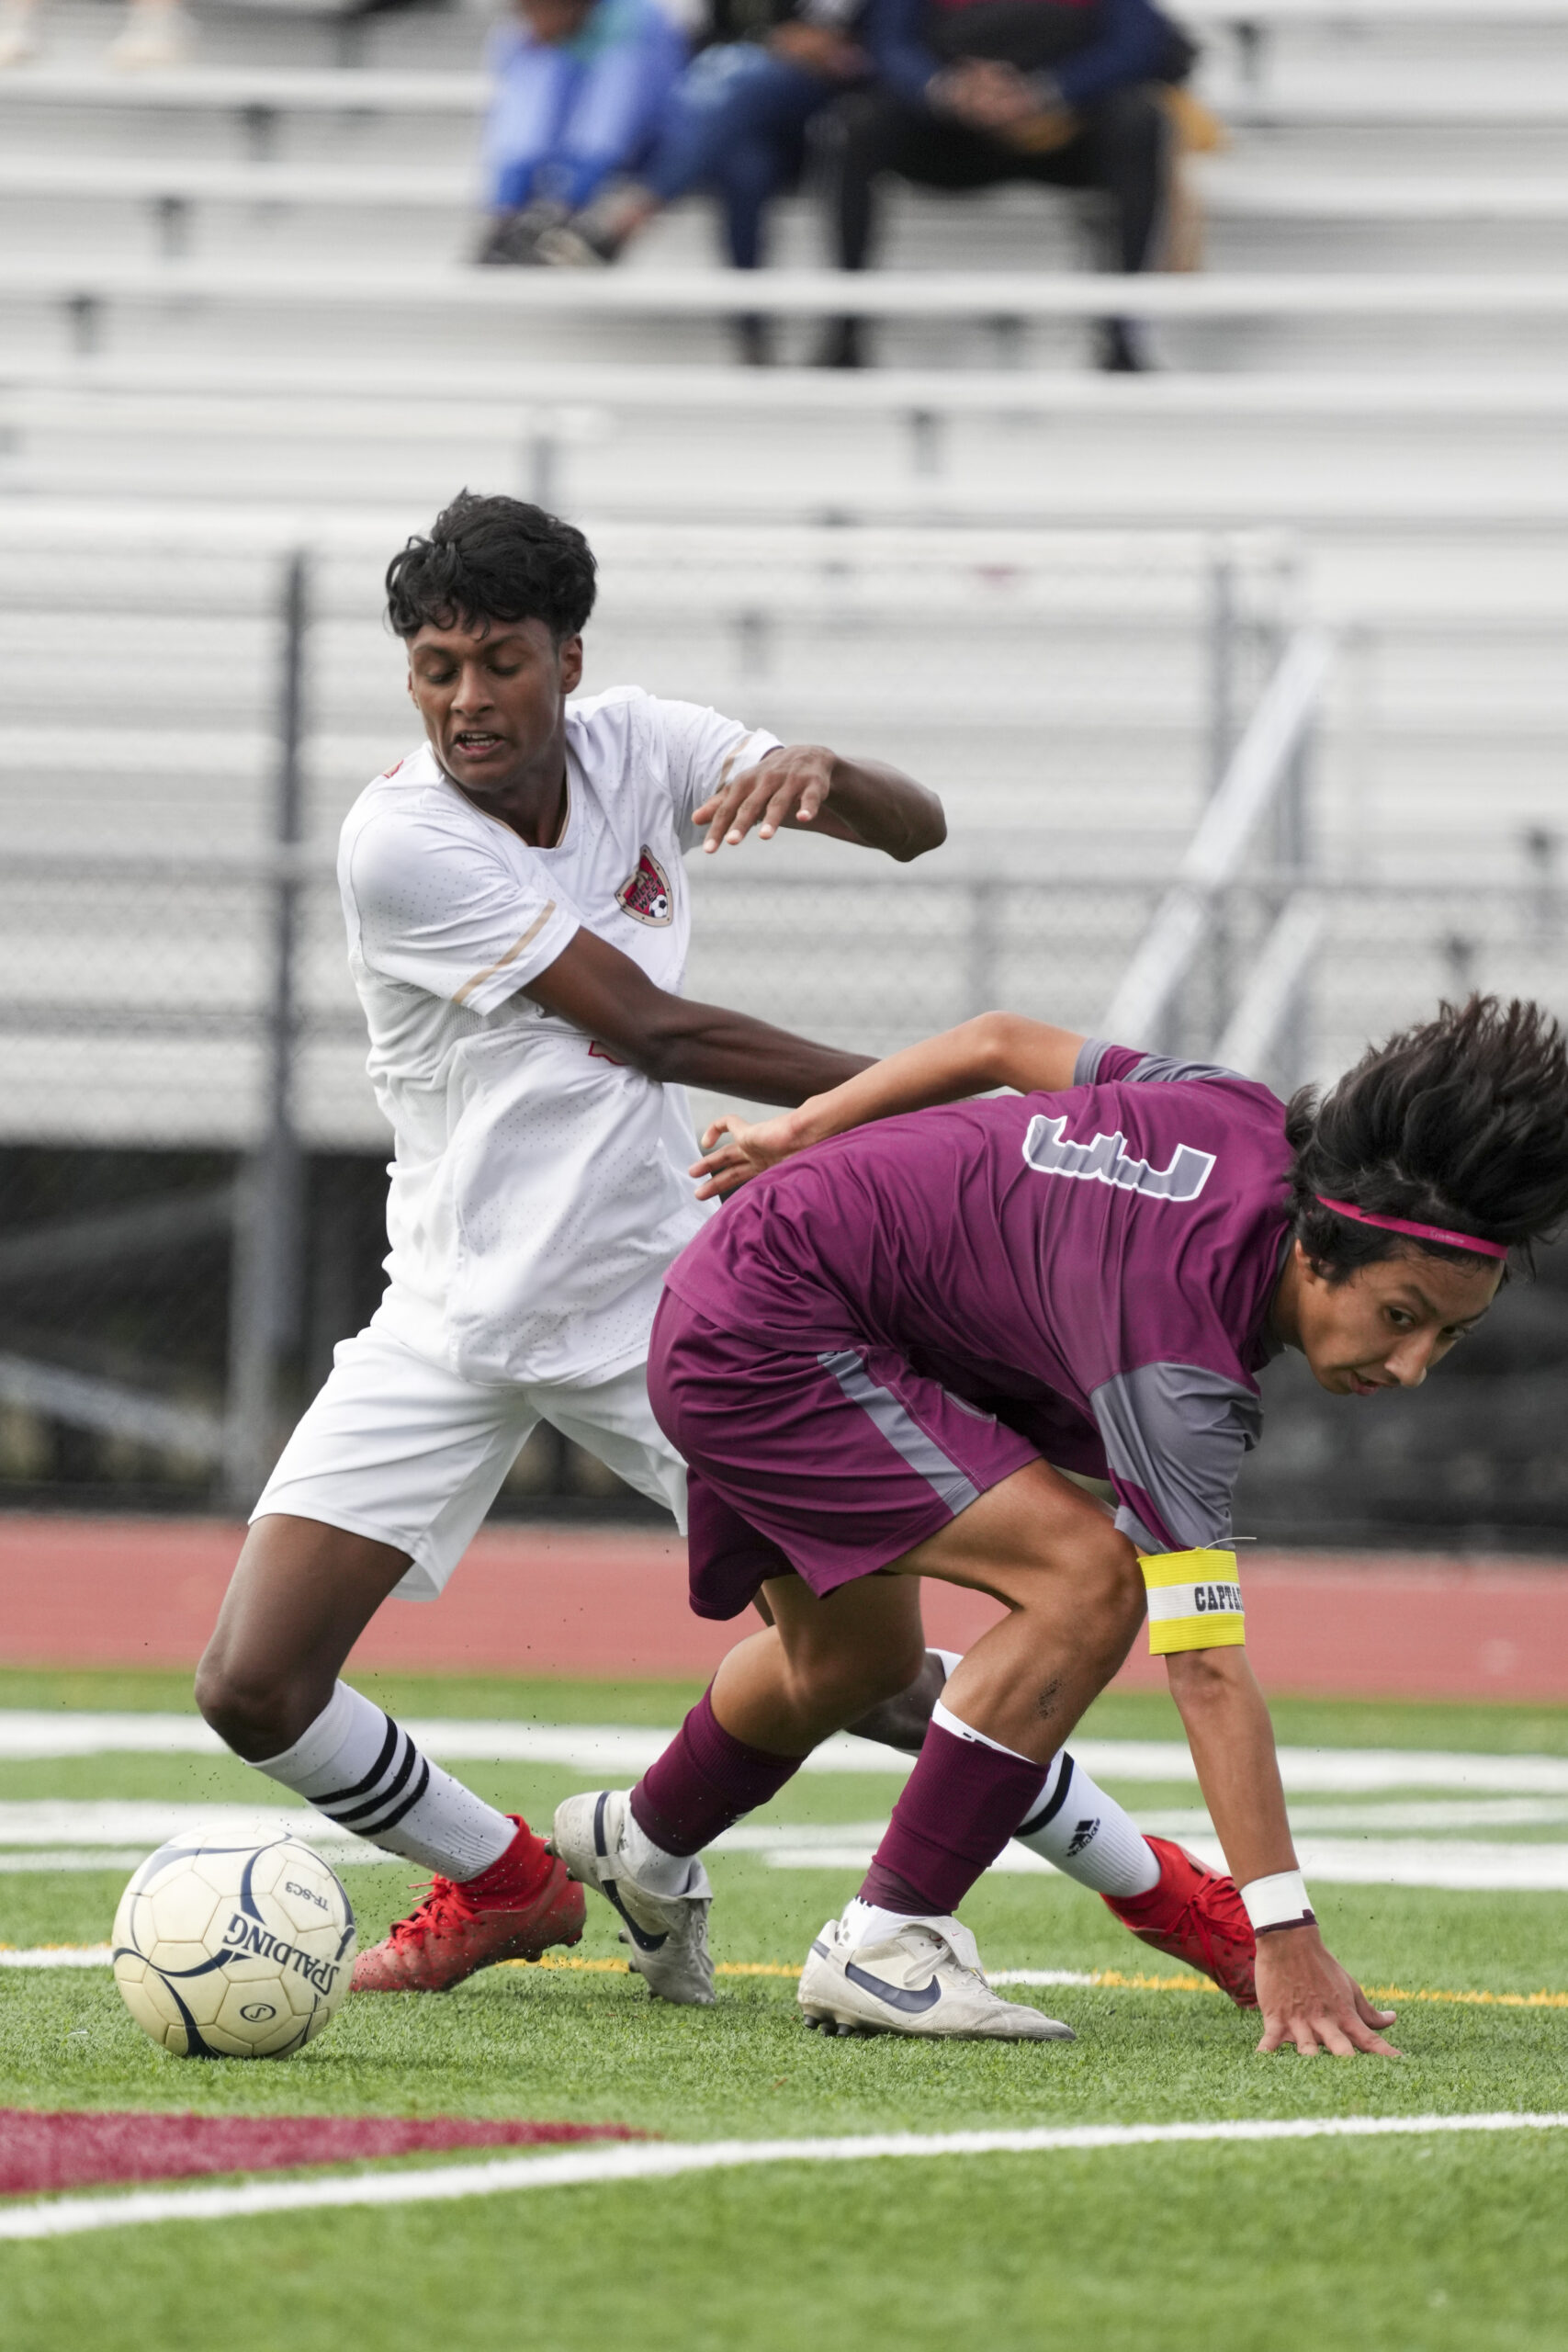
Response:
[0,2110,642,2196]
[1,1515,1566,1701]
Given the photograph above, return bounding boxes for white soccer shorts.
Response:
[251,1326,686,1600]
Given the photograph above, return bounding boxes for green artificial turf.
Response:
[4,1669,1568,2351]
[8,2134,1568,2352]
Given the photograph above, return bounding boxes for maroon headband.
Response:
[1314,1195,1509,1261]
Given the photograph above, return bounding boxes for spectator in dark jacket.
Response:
[823,0,1194,368]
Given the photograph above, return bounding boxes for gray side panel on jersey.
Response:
[818,1350,979,1514]
[1090,1362,1263,1552]
[1072,1038,1240,1089]
[1125,1051,1242,1087]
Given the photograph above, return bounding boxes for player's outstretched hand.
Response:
[1254,1925,1400,2058]
[693,744,834,854]
[690,1111,802,1199]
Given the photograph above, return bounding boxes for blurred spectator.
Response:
[822,0,1198,369]
[0,0,192,68]
[478,0,685,265]
[533,0,870,305]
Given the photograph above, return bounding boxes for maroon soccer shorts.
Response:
[649,1290,1040,1621]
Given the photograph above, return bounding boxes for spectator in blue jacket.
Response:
[823,0,1195,368]
[478,0,686,264]
[532,0,870,359]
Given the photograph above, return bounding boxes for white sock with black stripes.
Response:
[1012,1752,1161,1898]
[250,1681,516,1882]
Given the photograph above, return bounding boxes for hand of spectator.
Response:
[768,22,868,79]
[693,742,835,853]
[929,59,1039,131]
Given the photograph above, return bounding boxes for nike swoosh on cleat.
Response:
[601,1876,669,1954]
[844,1960,942,2014]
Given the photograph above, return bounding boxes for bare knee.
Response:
[844,1646,948,1754]
[780,1631,925,1739]
[1075,1534,1146,1668]
[194,1514,405,1761]
[194,1640,324,1762]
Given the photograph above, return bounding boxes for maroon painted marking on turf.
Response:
[0,2112,647,2196]
[5,1514,1568,1697]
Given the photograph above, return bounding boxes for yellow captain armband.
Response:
[1139,1549,1246,1656]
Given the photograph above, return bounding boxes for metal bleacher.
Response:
[1,0,1566,1102]
[3,0,1567,1506]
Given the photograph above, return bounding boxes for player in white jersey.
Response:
[194,492,945,1993]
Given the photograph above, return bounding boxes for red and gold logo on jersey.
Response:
[615,846,673,927]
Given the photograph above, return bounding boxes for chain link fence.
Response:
[3,513,1566,1537]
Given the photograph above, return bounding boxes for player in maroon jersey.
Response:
[554,997,1568,2053]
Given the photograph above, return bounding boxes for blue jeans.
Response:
[643,45,844,268]
[485,18,683,213]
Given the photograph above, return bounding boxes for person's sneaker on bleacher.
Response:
[476,199,570,266]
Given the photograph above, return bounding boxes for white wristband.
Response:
[1240,1869,1315,1936]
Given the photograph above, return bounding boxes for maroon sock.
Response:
[860,1720,1047,1916]
[629,1688,807,1857]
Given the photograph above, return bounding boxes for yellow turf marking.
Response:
[516,1955,802,1979]
[506,1954,1568,2007]
[6,1943,1565,2008]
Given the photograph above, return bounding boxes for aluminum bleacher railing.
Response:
[1102,627,1332,1073]
[4,156,1567,252]
[10,258,1568,359]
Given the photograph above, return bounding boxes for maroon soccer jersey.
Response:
[662,1043,1294,1555]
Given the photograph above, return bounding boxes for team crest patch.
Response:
[615,846,674,926]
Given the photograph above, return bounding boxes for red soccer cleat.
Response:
[352,1818,585,1994]
[1100,1837,1258,2008]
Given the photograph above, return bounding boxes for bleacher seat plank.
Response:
[5,257,1568,318]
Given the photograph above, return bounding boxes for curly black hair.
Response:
[1286,996,1568,1281]
[385,491,596,642]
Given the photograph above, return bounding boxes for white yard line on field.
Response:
[5,1713,1568,1795]
[3,2112,1566,2241]
[0,1802,366,1860]
[7,1807,1568,1890]
[0,1849,151,1874]
[0,1944,114,1966]
[722,1823,1568,1894]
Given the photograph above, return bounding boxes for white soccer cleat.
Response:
[550,1790,715,2007]
[798,1916,1074,2042]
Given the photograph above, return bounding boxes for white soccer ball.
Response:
[112,1834,356,2060]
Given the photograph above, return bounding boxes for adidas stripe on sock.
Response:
[1013,1752,1160,1897]
[251,1679,516,1882]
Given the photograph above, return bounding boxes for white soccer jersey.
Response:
[337,686,780,1387]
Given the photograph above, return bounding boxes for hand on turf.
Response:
[1254,1925,1401,2058]
[692,744,835,854]
[690,1110,802,1199]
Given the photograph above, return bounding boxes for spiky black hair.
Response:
[1286,996,1568,1280]
[385,491,596,642]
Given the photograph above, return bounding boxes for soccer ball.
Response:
[112,1834,356,2059]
